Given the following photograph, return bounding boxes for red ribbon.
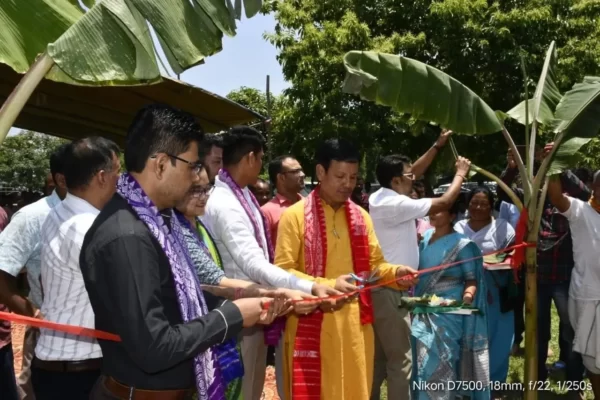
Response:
[0,242,536,340]
[511,208,530,283]
[0,311,120,342]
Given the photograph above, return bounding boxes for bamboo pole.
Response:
[523,178,547,400]
[502,127,531,199]
[0,53,55,146]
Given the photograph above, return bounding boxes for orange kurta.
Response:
[275,199,401,400]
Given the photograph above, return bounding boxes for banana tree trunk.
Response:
[523,178,547,400]
[0,52,54,146]
[523,239,538,400]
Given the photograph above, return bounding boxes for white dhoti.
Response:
[569,297,600,374]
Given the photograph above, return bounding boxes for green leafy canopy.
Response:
[0,0,264,85]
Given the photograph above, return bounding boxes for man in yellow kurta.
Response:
[275,138,418,400]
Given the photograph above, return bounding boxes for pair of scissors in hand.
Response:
[349,265,383,289]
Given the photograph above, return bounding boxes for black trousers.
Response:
[0,344,19,400]
[31,366,101,400]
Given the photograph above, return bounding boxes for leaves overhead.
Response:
[547,137,592,176]
[553,78,600,138]
[343,51,503,135]
[0,0,264,85]
[507,41,562,127]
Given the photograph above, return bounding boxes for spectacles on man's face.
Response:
[151,153,203,175]
[403,173,415,181]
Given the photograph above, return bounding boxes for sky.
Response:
[8,12,287,136]
[179,13,288,96]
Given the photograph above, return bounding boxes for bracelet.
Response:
[456,174,466,180]
[432,144,442,151]
[463,292,474,298]
[234,288,244,300]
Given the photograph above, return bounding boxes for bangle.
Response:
[456,174,466,180]
[432,144,442,151]
[463,292,474,298]
[234,288,244,300]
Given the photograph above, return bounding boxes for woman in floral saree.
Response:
[174,166,300,400]
[412,202,490,400]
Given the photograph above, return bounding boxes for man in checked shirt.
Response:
[498,145,590,392]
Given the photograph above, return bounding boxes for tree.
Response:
[342,41,600,400]
[226,86,271,120]
[0,0,265,144]
[264,0,600,178]
[0,130,66,191]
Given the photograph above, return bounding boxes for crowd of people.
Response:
[0,103,598,400]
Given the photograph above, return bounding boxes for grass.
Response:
[379,305,593,399]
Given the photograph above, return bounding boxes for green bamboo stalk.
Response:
[521,55,533,181]
[531,130,566,194]
[0,53,55,146]
[533,178,549,230]
[501,126,531,199]
[470,164,524,211]
[448,138,524,211]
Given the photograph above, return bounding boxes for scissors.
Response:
[349,265,383,289]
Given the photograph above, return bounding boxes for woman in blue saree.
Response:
[412,202,490,400]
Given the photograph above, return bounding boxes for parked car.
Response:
[433,181,497,196]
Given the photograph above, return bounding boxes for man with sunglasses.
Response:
[368,129,471,400]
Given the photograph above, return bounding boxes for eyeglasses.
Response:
[151,153,203,175]
[192,185,214,197]
[403,173,415,180]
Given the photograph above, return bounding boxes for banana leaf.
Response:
[342,51,503,135]
[506,41,562,127]
[411,306,480,315]
[547,137,592,176]
[0,0,264,86]
[399,296,479,314]
[553,77,600,137]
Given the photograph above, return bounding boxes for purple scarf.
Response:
[218,169,274,261]
[218,169,284,345]
[117,173,225,400]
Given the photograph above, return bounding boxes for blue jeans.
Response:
[0,344,19,400]
[537,281,585,383]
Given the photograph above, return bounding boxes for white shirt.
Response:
[454,218,515,253]
[203,177,314,293]
[369,188,432,268]
[561,197,600,301]
[35,194,102,361]
[0,191,61,308]
[499,201,520,230]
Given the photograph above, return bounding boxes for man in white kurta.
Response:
[548,170,600,398]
